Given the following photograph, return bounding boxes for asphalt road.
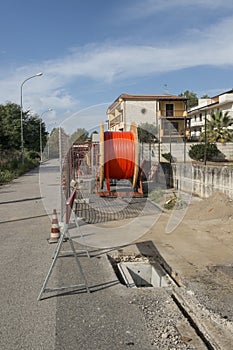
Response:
[0,163,158,350]
[2,161,231,349]
[0,167,56,349]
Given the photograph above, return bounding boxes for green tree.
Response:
[24,113,39,151]
[137,122,158,143]
[47,128,60,158]
[0,102,48,153]
[0,102,21,150]
[201,94,210,99]
[70,128,89,144]
[24,113,47,152]
[179,90,198,109]
[202,110,233,143]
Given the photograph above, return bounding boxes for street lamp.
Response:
[204,110,207,165]
[157,109,161,163]
[40,108,53,162]
[183,110,188,163]
[20,72,43,164]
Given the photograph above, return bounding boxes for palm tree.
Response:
[202,110,233,143]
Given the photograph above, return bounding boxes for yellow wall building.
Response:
[107,93,189,141]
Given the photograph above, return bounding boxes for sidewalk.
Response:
[0,164,187,349]
[1,162,232,349]
[0,167,57,350]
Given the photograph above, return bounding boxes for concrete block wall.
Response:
[140,142,233,163]
[217,143,233,161]
[173,163,233,199]
[140,143,191,163]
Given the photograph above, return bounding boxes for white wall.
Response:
[125,101,157,130]
[141,142,233,162]
[172,163,233,199]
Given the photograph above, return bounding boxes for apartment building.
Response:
[107,93,188,141]
[188,89,233,140]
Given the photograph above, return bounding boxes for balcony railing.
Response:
[159,109,187,118]
[191,120,205,127]
[109,115,122,127]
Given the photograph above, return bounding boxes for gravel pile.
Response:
[129,288,201,350]
[186,266,233,323]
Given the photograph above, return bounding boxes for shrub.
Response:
[0,170,15,184]
[161,152,175,163]
[0,150,40,185]
[27,150,40,160]
[188,143,219,161]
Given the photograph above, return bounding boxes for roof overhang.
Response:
[108,93,187,112]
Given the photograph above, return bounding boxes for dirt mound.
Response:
[186,192,233,221]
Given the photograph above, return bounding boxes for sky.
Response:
[1,0,233,132]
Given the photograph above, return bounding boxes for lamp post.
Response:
[183,110,188,163]
[20,72,43,164]
[157,109,161,164]
[40,109,53,162]
[204,110,207,165]
[169,122,172,163]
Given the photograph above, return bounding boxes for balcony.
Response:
[159,109,187,119]
[109,114,122,128]
[191,119,205,127]
[219,94,233,104]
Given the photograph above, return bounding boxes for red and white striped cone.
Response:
[48,209,60,243]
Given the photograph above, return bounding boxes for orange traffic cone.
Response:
[48,209,60,243]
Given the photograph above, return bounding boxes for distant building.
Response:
[107,93,189,141]
[188,89,233,140]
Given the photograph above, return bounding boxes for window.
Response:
[199,113,202,121]
[166,104,174,117]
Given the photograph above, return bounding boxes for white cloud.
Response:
[1,13,233,125]
[0,65,79,119]
[123,0,233,19]
[60,103,110,134]
[41,15,233,81]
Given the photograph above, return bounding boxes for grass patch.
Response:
[0,150,39,185]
